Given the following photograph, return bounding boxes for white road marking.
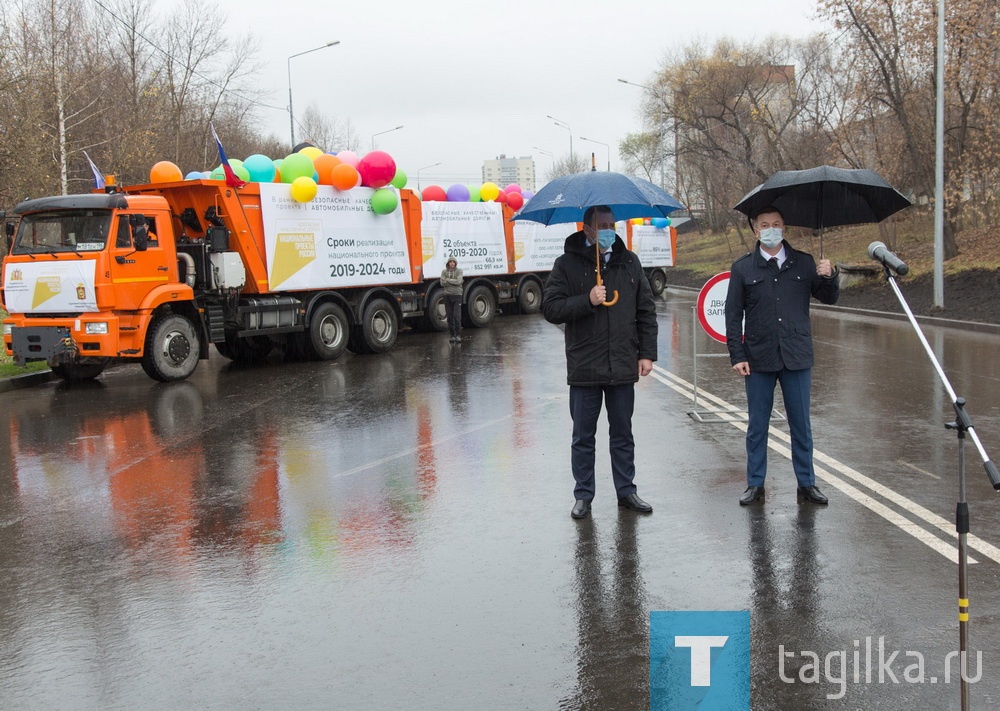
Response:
[897,459,942,480]
[650,364,996,566]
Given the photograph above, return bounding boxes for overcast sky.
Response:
[155,0,825,190]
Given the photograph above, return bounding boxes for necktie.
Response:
[768,257,778,271]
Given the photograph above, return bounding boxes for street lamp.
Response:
[546,115,573,162]
[288,40,340,148]
[532,146,554,171]
[416,162,442,190]
[579,136,610,171]
[618,78,670,191]
[371,125,404,151]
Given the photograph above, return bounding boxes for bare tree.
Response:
[300,106,361,154]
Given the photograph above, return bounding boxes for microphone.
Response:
[867,241,909,276]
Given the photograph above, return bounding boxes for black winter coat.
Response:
[724,241,839,372]
[542,231,658,386]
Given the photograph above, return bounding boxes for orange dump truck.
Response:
[0,181,565,382]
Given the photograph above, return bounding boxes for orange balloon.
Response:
[331,162,360,191]
[314,153,343,185]
[150,160,183,183]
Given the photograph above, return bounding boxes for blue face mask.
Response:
[596,229,616,250]
[758,227,783,248]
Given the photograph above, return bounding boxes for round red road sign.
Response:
[695,271,730,343]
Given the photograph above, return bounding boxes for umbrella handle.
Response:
[602,291,619,307]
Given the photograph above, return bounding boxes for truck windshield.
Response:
[13,210,112,254]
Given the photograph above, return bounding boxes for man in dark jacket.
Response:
[542,205,658,519]
[725,206,839,506]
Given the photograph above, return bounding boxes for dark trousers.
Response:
[744,367,815,488]
[569,384,637,501]
[445,294,462,337]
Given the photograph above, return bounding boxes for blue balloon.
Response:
[184,171,203,180]
[651,217,668,228]
[244,153,276,183]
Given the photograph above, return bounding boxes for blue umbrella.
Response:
[512,170,684,225]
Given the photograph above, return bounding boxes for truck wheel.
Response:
[51,359,108,382]
[517,279,542,314]
[649,269,666,297]
[141,314,200,382]
[423,288,449,332]
[464,285,495,328]
[353,298,398,354]
[305,302,349,360]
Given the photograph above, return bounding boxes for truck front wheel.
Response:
[351,298,398,354]
[142,314,200,382]
[306,302,349,360]
[648,269,666,297]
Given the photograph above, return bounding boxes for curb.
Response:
[0,369,57,394]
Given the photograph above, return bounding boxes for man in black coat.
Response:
[725,206,840,506]
[542,205,658,519]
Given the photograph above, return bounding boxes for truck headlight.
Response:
[2,324,11,336]
[85,322,109,335]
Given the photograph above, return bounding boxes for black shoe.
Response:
[739,486,765,506]
[571,499,592,519]
[617,493,652,513]
[797,485,829,505]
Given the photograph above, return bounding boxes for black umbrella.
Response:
[733,165,912,254]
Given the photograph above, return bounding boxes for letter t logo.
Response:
[674,636,729,686]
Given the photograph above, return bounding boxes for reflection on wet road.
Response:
[2,292,1000,709]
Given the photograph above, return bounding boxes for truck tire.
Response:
[305,302,350,360]
[141,314,200,382]
[648,269,666,297]
[422,288,449,332]
[517,279,542,314]
[51,359,108,382]
[464,285,495,328]
[352,298,398,354]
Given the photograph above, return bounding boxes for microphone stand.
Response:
[882,266,1000,711]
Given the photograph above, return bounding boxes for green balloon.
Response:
[228,159,251,182]
[371,188,399,215]
[390,169,407,189]
[467,184,481,202]
[280,153,315,183]
[211,165,226,180]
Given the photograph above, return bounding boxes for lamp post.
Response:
[416,162,441,190]
[546,115,573,163]
[579,136,610,171]
[371,125,404,151]
[618,78,670,191]
[532,146,554,170]
[288,40,340,148]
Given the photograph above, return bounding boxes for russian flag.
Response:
[210,122,246,188]
[83,151,106,190]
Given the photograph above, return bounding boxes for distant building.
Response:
[482,154,535,191]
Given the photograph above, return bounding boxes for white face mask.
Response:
[758,227,783,248]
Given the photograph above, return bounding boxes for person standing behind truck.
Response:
[441,257,464,343]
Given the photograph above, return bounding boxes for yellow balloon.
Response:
[631,218,644,225]
[481,182,500,202]
[290,176,318,203]
[298,146,323,160]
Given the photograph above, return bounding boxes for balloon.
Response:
[651,217,668,228]
[446,184,470,202]
[330,162,360,191]
[290,176,318,203]
[422,185,447,201]
[184,171,203,180]
[390,169,407,189]
[467,184,481,202]
[504,183,522,195]
[150,161,183,183]
[357,151,397,189]
[210,166,226,180]
[371,188,399,215]
[481,182,500,201]
[496,189,508,204]
[228,159,251,182]
[298,146,323,160]
[631,218,644,225]
[336,150,360,168]
[506,191,524,211]
[522,190,534,200]
[201,171,213,179]
[273,167,281,182]
[244,154,276,182]
[280,153,315,183]
[665,217,672,226]
[313,153,342,185]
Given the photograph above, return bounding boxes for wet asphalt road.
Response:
[2,289,1000,710]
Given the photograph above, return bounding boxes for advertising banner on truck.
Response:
[3,260,99,312]
[512,221,576,273]
[630,225,675,268]
[421,202,509,276]
[259,184,411,290]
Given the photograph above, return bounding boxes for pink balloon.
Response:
[336,150,360,168]
[504,183,522,195]
[422,185,447,201]
[357,151,397,189]
[506,192,524,211]
[496,189,508,204]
